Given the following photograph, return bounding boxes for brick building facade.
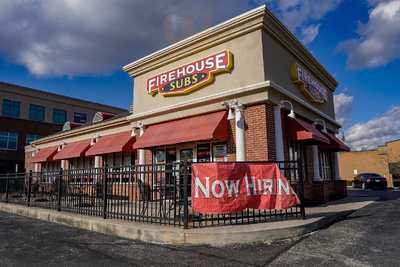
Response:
[25,6,348,204]
[0,82,127,173]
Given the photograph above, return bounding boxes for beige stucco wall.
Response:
[262,31,335,119]
[338,149,389,182]
[132,30,265,115]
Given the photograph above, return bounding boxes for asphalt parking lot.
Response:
[0,189,399,266]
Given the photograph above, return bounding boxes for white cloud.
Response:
[337,0,400,69]
[345,106,400,150]
[301,24,321,44]
[334,93,354,126]
[0,0,249,76]
[265,0,342,32]
[256,0,342,44]
[0,1,343,76]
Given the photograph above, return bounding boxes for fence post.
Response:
[183,162,189,229]
[27,171,32,207]
[5,173,10,203]
[102,165,108,219]
[298,160,306,219]
[57,169,63,212]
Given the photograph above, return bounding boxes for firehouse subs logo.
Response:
[147,50,233,96]
[290,63,328,104]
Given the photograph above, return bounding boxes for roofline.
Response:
[122,5,337,89]
[0,81,128,113]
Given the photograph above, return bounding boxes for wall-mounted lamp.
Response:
[222,100,240,121]
[227,108,235,120]
[280,100,295,119]
[314,119,328,133]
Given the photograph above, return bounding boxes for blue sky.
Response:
[0,0,399,150]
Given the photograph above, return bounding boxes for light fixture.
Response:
[314,119,327,133]
[280,100,295,118]
[227,108,235,120]
[222,100,238,121]
[288,109,296,119]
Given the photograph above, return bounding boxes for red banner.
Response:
[192,163,300,214]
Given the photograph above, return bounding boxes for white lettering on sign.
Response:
[290,63,328,104]
[147,50,233,96]
[194,176,294,199]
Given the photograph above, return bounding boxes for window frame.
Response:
[0,132,18,151]
[2,99,21,118]
[26,134,42,145]
[52,108,67,125]
[29,104,46,122]
[74,112,87,124]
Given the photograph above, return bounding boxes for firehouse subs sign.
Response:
[290,63,328,104]
[147,50,233,96]
[192,163,300,214]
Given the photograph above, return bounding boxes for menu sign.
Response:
[290,63,328,104]
[147,50,233,96]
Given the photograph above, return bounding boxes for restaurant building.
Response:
[25,6,349,204]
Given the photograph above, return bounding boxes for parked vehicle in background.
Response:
[352,173,387,190]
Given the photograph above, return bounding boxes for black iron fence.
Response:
[0,161,305,228]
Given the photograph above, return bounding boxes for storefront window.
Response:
[197,143,211,162]
[287,140,307,182]
[180,149,193,162]
[319,150,334,180]
[213,143,227,162]
[155,148,166,163]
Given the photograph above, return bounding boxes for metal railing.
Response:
[0,161,305,228]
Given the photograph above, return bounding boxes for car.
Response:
[352,173,387,190]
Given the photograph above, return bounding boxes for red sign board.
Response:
[147,50,233,96]
[192,162,300,214]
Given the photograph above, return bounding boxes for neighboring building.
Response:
[26,6,349,204]
[339,139,400,188]
[0,81,127,173]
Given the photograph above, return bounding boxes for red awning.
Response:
[53,139,92,160]
[85,131,135,156]
[321,132,351,152]
[286,117,330,144]
[32,146,59,163]
[133,111,228,149]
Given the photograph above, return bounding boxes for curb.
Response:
[0,202,370,246]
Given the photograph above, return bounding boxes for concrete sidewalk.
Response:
[0,196,376,246]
